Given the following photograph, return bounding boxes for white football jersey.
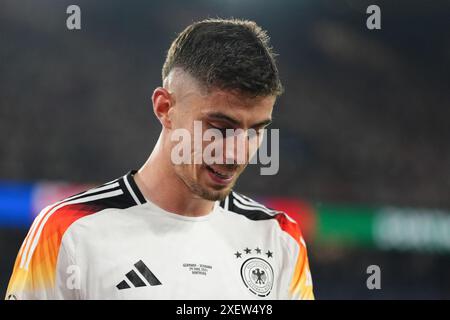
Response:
[5,171,314,300]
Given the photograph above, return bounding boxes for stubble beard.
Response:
[174,164,239,202]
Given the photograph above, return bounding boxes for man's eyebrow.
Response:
[252,119,272,129]
[205,112,241,127]
[205,112,272,128]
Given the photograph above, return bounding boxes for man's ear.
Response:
[152,87,174,129]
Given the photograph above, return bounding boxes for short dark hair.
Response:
[162,18,283,97]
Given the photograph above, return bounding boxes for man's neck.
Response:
[133,147,216,217]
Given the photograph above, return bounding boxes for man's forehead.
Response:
[205,89,275,108]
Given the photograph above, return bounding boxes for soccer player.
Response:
[5,18,314,300]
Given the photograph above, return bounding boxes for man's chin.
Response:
[200,188,231,202]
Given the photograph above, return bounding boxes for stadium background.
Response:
[1,0,449,299]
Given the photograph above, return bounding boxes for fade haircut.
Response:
[162,18,283,97]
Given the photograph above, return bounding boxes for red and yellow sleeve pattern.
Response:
[5,203,102,299]
[275,213,314,300]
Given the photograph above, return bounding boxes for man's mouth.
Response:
[205,165,235,185]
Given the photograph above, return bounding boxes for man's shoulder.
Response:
[18,171,146,271]
[30,172,145,244]
[219,190,304,246]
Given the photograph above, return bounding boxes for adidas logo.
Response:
[116,260,162,290]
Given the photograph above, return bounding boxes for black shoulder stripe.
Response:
[220,191,277,221]
[54,181,122,206]
[125,170,147,204]
[51,171,147,211]
[102,177,121,186]
[87,189,136,210]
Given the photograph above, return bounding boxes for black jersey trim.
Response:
[125,170,147,204]
[220,191,279,221]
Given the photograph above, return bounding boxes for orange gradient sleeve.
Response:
[275,213,314,300]
[5,203,101,299]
